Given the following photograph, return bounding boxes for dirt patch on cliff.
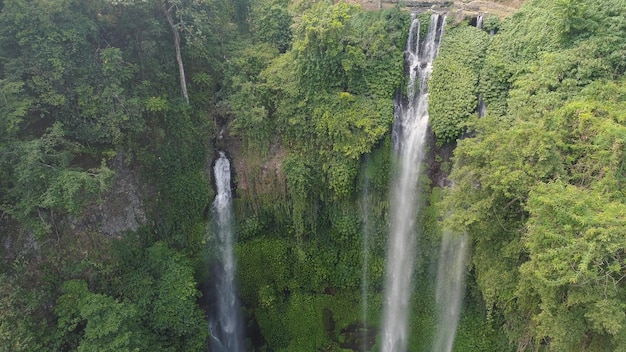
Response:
[234,139,288,200]
[457,0,522,17]
[347,0,524,17]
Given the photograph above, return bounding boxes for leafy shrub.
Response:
[430,23,489,142]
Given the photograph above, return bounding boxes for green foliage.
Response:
[445,117,563,234]
[322,157,359,200]
[0,274,47,352]
[290,2,405,97]
[508,48,612,121]
[225,42,280,152]
[493,0,562,65]
[3,123,114,236]
[354,8,407,99]
[430,23,489,142]
[97,242,208,351]
[255,290,366,351]
[283,293,330,350]
[0,0,223,239]
[224,2,405,215]
[0,0,222,350]
[452,306,513,352]
[360,137,392,194]
[55,244,209,352]
[235,238,291,307]
[478,0,563,116]
[430,63,476,142]
[482,15,501,34]
[0,80,31,137]
[56,280,142,352]
[405,290,437,352]
[0,0,147,148]
[282,154,317,237]
[224,10,407,350]
[144,96,169,113]
[142,243,207,346]
[145,105,210,249]
[314,92,393,160]
[478,40,513,117]
[293,2,362,92]
[251,0,293,52]
[444,2,626,349]
[521,182,626,351]
[40,166,114,214]
[445,80,626,349]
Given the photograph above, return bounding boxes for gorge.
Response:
[1,1,625,351]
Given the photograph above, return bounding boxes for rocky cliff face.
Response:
[0,153,148,291]
[56,155,146,243]
[78,154,147,238]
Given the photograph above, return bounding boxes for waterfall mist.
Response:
[432,232,469,352]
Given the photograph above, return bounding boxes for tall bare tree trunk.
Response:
[163,5,189,104]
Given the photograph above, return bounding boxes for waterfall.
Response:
[477,94,487,118]
[382,13,445,352]
[360,157,372,352]
[210,151,245,352]
[476,15,484,29]
[432,232,469,352]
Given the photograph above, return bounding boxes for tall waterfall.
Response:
[210,152,244,352]
[360,157,372,352]
[432,231,468,352]
[382,13,445,352]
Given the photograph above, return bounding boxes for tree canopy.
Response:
[441,1,626,350]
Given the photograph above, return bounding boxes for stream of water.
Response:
[381,13,446,352]
[210,152,245,352]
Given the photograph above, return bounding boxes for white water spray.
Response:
[382,13,445,352]
[432,232,469,352]
[210,152,245,352]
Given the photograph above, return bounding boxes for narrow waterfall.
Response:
[432,231,469,352]
[476,15,484,29]
[477,94,487,118]
[382,13,445,352]
[210,151,245,352]
[360,157,372,352]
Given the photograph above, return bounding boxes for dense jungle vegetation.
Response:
[0,0,625,351]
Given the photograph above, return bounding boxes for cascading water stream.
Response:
[476,16,488,119]
[360,157,372,352]
[210,151,245,352]
[432,231,469,352]
[382,13,445,352]
[477,94,487,118]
